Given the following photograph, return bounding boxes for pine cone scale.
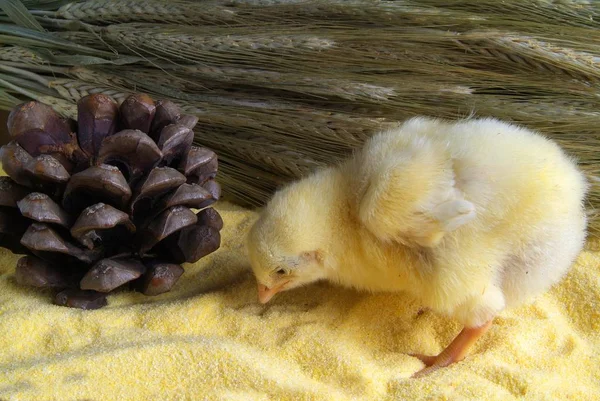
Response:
[76,94,119,159]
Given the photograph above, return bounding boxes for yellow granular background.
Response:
[1,200,599,400]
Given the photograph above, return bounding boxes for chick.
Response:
[246,116,589,377]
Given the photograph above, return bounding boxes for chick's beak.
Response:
[257,281,289,304]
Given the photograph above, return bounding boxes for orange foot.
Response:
[410,319,493,378]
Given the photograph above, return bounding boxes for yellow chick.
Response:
[246,116,589,377]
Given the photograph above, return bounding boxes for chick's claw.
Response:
[410,353,455,378]
[412,364,445,378]
[409,319,493,378]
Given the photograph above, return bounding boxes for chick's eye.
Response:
[275,268,286,275]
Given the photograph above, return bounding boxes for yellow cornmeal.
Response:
[1,187,599,400]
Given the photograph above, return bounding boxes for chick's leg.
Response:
[411,319,492,378]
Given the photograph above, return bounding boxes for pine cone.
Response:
[0,94,222,309]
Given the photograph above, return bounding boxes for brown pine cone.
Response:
[0,94,222,309]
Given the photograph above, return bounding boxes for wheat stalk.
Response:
[179,65,397,102]
[215,157,287,206]
[224,0,486,27]
[60,69,393,143]
[48,78,129,104]
[33,70,600,148]
[105,23,335,52]
[0,46,45,64]
[52,31,109,48]
[199,133,322,178]
[415,0,599,28]
[456,30,600,81]
[56,0,240,24]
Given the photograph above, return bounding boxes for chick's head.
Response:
[246,184,330,304]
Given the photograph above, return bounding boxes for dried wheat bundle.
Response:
[0,0,599,234]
